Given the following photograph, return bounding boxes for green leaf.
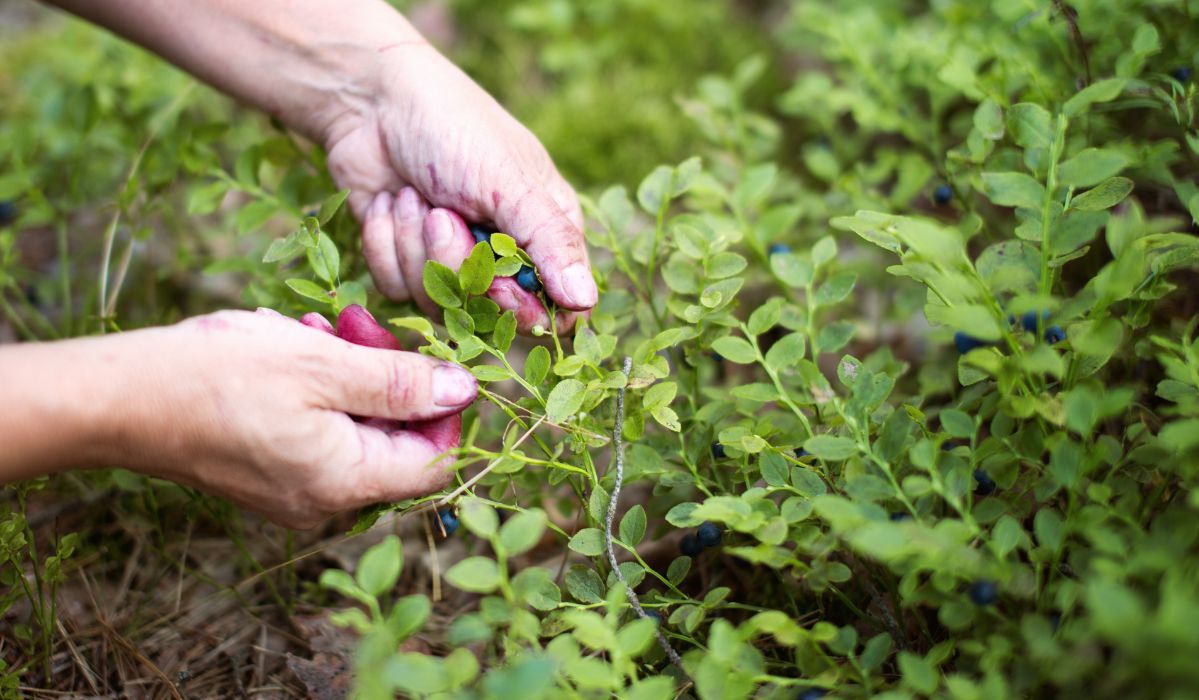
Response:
[1058,149,1131,189]
[493,311,517,353]
[940,410,975,439]
[546,379,586,422]
[317,189,350,224]
[1063,78,1127,117]
[524,345,550,386]
[982,172,1045,209]
[803,435,858,461]
[765,332,806,371]
[356,535,402,597]
[814,272,857,307]
[500,509,546,556]
[445,556,500,593]
[1071,177,1134,211]
[235,199,278,235]
[423,261,464,308]
[899,651,939,694]
[459,499,499,538]
[619,505,647,546]
[512,568,561,611]
[306,232,340,285]
[285,278,330,304]
[569,528,606,557]
[1007,103,1052,151]
[263,231,305,263]
[319,569,373,607]
[460,242,496,296]
[711,336,757,364]
[637,165,674,213]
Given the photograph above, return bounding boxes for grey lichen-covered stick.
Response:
[603,357,687,672]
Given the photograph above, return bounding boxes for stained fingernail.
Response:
[427,210,455,248]
[370,191,393,218]
[561,263,598,309]
[433,364,478,407]
[397,187,420,220]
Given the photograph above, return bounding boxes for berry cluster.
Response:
[954,309,1065,354]
[469,224,542,293]
[679,521,722,557]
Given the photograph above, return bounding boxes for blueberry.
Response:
[303,209,318,219]
[794,448,811,460]
[954,332,990,354]
[968,580,999,606]
[889,511,912,522]
[680,534,702,557]
[437,508,459,536]
[710,351,725,363]
[469,225,493,246]
[1173,66,1193,83]
[1020,310,1047,332]
[515,265,542,293]
[1048,612,1062,632]
[696,521,722,549]
[1044,325,1065,345]
[973,468,997,496]
[797,689,828,700]
[0,200,18,227]
[933,184,953,205]
[711,442,726,460]
[768,243,792,256]
[645,610,663,625]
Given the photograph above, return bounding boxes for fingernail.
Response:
[370,191,393,218]
[427,210,455,248]
[561,263,598,309]
[396,187,420,221]
[433,364,478,407]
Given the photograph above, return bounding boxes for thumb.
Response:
[491,182,597,311]
[318,344,478,421]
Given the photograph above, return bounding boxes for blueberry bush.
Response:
[3,0,1199,698]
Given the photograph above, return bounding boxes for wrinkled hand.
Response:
[323,50,596,332]
[117,307,476,528]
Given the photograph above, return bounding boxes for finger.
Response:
[548,176,586,233]
[299,312,335,334]
[393,186,435,315]
[343,415,461,506]
[335,304,402,351]
[490,182,597,312]
[423,207,475,272]
[319,343,477,421]
[489,277,582,335]
[255,307,285,319]
[362,192,409,301]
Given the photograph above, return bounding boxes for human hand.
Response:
[323,49,596,333]
[110,307,476,528]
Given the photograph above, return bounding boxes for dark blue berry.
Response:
[437,509,459,536]
[303,209,318,219]
[1048,612,1062,632]
[954,332,990,354]
[933,184,953,205]
[973,468,997,496]
[710,351,724,363]
[794,448,811,460]
[680,534,702,557]
[968,580,999,606]
[1020,310,1047,332]
[768,243,792,256]
[469,225,493,246]
[1173,66,1193,83]
[711,442,726,459]
[1044,325,1065,345]
[645,610,663,625]
[696,521,722,549]
[797,689,828,700]
[890,511,911,521]
[0,201,19,227]
[515,265,542,293]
